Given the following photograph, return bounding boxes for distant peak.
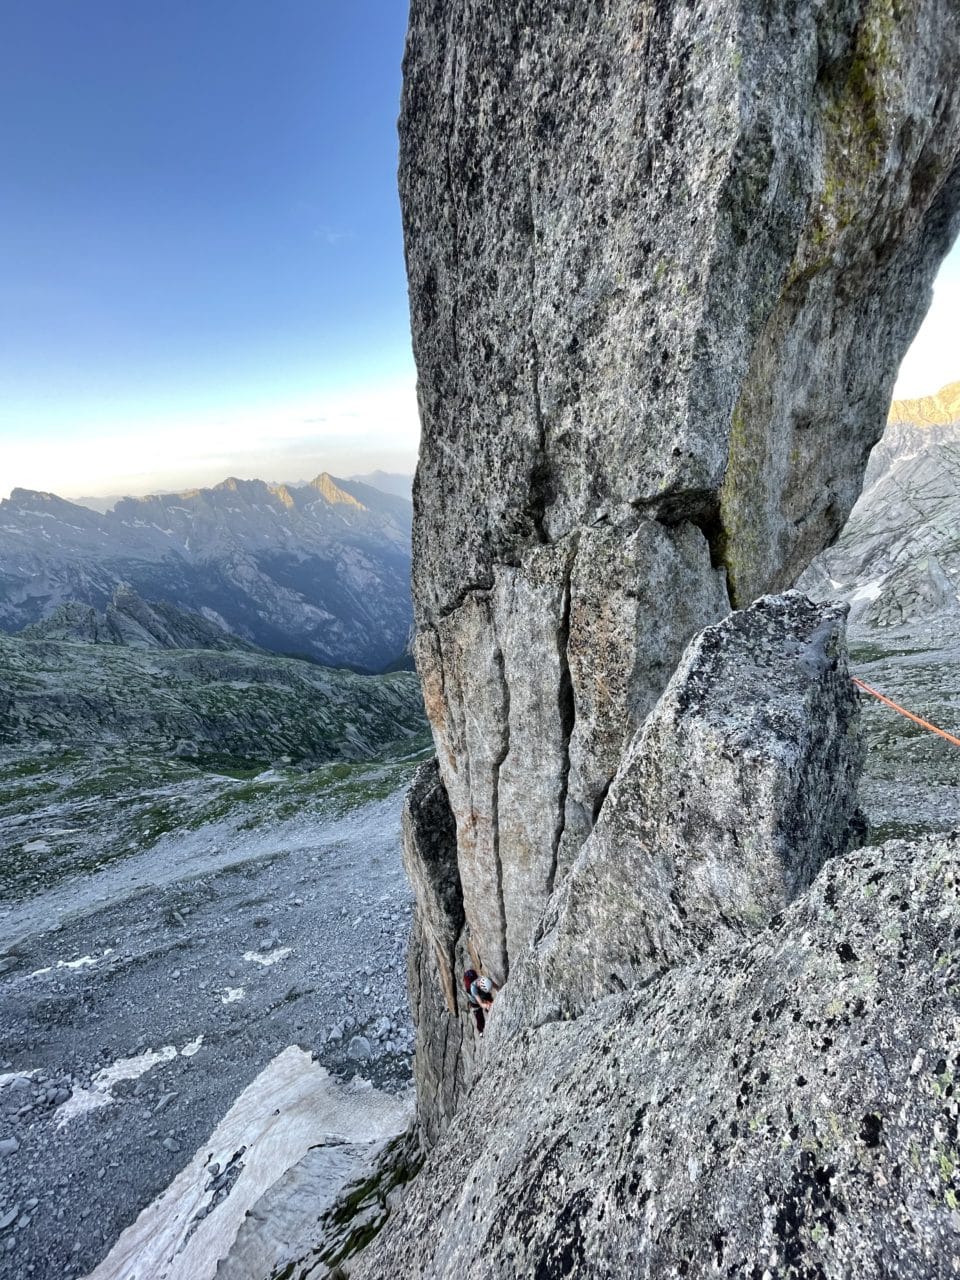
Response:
[214,476,257,494]
[889,380,960,427]
[9,487,60,501]
[309,473,366,509]
[272,483,297,509]
[5,488,92,514]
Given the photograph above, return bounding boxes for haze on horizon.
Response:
[0,2,957,505]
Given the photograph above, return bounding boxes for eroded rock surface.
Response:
[392,2,960,1265]
[801,381,960,628]
[399,0,960,1144]
[493,593,865,1037]
[359,833,960,1279]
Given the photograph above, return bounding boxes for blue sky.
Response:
[0,3,956,499]
[0,1,418,496]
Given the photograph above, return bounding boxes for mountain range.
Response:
[801,380,960,629]
[0,473,413,671]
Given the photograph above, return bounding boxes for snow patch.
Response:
[21,839,51,853]
[243,947,291,967]
[851,579,884,603]
[29,948,114,979]
[220,987,245,1004]
[82,1046,411,1280]
[56,1045,179,1127]
[56,1036,203,1127]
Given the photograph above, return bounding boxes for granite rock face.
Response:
[493,593,865,1038]
[402,0,960,617]
[360,832,960,1280]
[399,0,960,1146]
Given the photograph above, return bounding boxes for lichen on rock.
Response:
[493,592,866,1037]
[360,831,960,1279]
[383,0,960,1269]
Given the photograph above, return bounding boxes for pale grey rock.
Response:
[347,1036,373,1061]
[402,1,960,623]
[866,553,960,626]
[415,597,510,985]
[356,834,960,1280]
[400,0,960,1092]
[386,0,960,1271]
[559,521,730,871]
[492,593,864,1037]
[802,385,960,629]
[493,541,574,962]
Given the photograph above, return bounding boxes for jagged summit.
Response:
[0,472,413,670]
[309,472,365,508]
[888,379,960,426]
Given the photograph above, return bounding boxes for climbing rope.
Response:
[851,676,960,749]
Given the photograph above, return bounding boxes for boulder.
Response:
[493,593,865,1036]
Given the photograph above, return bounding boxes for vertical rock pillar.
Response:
[399,0,960,1142]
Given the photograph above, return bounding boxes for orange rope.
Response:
[851,677,960,749]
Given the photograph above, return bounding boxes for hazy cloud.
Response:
[315,224,356,246]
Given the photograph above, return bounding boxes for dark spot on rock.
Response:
[859,1113,883,1147]
[836,942,858,963]
[712,1229,726,1265]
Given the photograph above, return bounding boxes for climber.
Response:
[463,968,498,1034]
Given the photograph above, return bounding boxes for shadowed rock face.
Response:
[398,0,960,1151]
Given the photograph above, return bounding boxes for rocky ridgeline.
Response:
[0,630,425,766]
[802,381,960,630]
[352,0,960,1275]
[0,474,412,671]
[18,587,264,653]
